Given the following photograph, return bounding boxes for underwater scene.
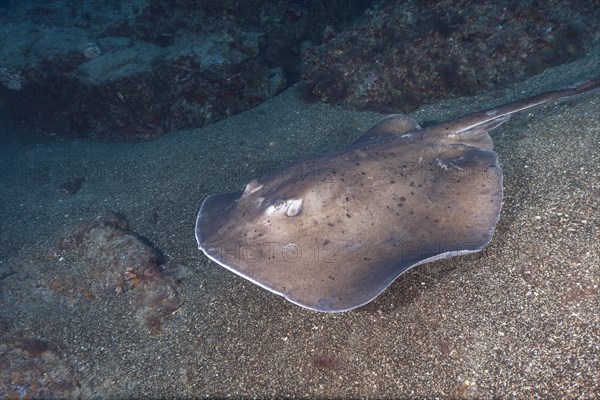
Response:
[1,0,599,398]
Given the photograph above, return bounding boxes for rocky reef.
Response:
[301,0,600,112]
[0,0,597,139]
[0,0,372,139]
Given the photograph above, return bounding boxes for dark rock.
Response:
[0,0,376,139]
[301,0,600,112]
[60,177,85,195]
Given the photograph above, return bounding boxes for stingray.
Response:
[195,76,600,312]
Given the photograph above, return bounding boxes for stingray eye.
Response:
[265,199,287,215]
[264,199,303,217]
[273,199,287,210]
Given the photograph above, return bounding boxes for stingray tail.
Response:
[436,76,600,134]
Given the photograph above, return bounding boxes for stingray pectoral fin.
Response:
[353,114,421,144]
[195,190,243,248]
[194,144,502,313]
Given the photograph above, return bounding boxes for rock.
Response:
[0,0,374,139]
[41,219,166,297]
[0,67,25,91]
[83,43,101,60]
[266,67,287,98]
[300,0,599,112]
[38,216,182,332]
[0,336,83,399]
[0,2,279,138]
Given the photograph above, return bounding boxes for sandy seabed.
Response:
[1,51,599,398]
